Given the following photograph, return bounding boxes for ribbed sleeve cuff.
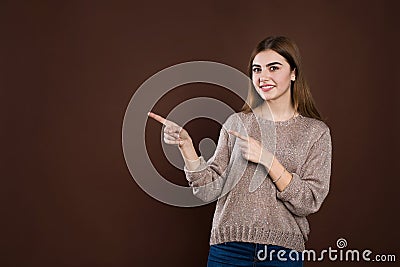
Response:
[183,156,208,182]
[276,172,302,202]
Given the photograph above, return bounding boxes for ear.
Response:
[291,68,296,81]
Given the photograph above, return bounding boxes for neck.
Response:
[258,100,296,121]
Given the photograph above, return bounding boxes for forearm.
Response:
[268,157,292,192]
[261,152,292,192]
[179,139,200,171]
[264,129,332,216]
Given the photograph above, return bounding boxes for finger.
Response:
[240,150,249,160]
[236,138,249,150]
[148,112,172,126]
[148,112,166,125]
[228,130,249,141]
[241,146,250,154]
[164,133,180,141]
[165,132,180,138]
[237,142,247,150]
[164,125,181,134]
[163,138,182,145]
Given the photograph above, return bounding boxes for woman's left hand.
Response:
[228,130,271,166]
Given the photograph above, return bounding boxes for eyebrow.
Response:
[252,62,283,68]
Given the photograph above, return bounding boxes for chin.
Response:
[256,91,267,100]
[261,92,273,100]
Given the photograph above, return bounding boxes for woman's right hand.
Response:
[147,112,192,148]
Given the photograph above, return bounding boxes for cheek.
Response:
[275,72,292,85]
[252,76,259,87]
[252,79,266,100]
[252,80,258,88]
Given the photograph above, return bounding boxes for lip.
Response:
[260,85,275,92]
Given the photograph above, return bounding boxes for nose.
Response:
[259,68,271,82]
[259,71,270,82]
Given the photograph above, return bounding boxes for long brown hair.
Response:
[241,36,324,121]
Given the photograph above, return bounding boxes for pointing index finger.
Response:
[228,130,249,141]
[148,112,167,125]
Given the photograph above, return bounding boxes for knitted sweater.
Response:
[184,111,332,252]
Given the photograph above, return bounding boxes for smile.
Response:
[260,85,275,92]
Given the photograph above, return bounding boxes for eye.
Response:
[252,67,261,73]
[269,65,280,71]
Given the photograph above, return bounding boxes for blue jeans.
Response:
[207,242,303,267]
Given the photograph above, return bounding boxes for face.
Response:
[251,49,296,102]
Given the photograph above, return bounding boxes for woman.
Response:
[149,36,332,266]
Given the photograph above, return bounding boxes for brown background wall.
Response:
[1,1,399,266]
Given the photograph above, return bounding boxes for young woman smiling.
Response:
[149,36,332,267]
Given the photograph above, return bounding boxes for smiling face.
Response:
[251,49,296,102]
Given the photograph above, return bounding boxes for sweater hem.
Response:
[209,226,305,252]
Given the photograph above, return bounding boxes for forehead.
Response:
[253,49,288,65]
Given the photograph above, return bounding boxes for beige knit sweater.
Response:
[184,111,332,252]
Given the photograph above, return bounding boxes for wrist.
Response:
[260,151,274,170]
[178,138,193,150]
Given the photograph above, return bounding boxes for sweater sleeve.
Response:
[183,117,233,202]
[276,127,332,217]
